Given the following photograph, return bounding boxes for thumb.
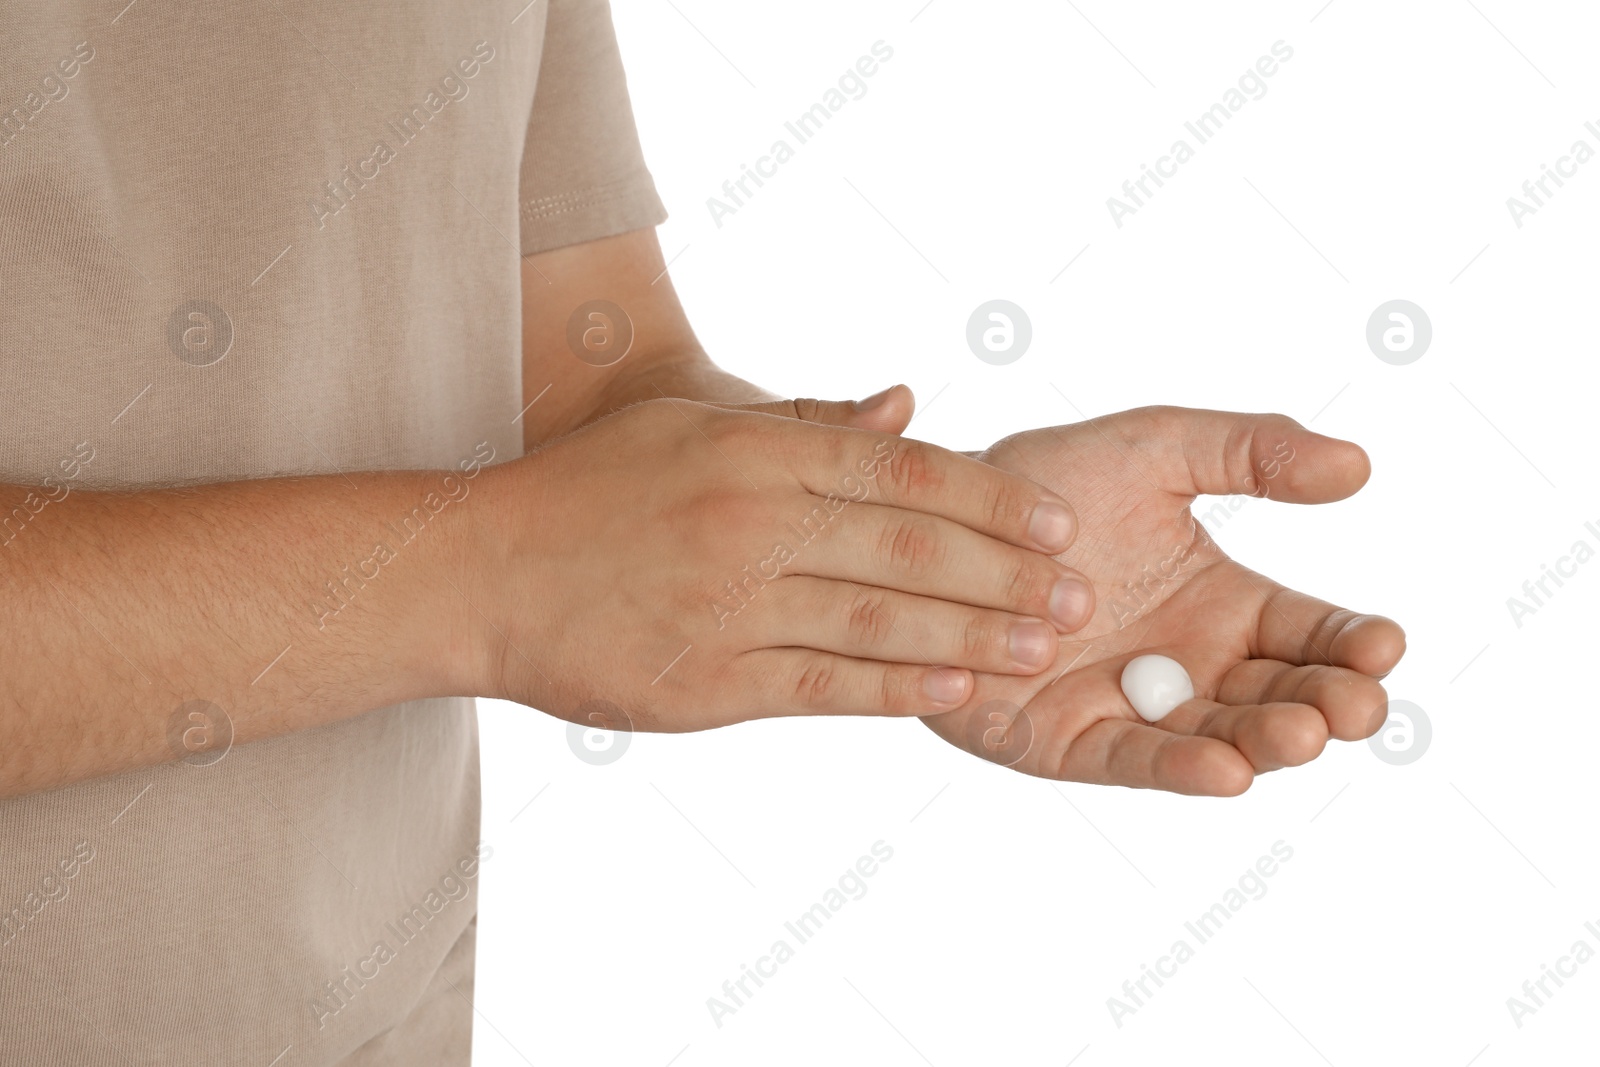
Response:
[711,383,915,434]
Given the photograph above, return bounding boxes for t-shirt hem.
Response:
[519,172,668,256]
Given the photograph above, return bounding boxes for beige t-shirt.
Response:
[0,1,664,1063]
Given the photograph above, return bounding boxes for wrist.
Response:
[380,457,515,703]
[442,451,544,704]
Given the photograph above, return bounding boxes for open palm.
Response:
[923,406,1406,795]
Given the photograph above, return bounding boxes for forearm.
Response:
[520,229,907,444]
[0,469,484,797]
[518,230,783,447]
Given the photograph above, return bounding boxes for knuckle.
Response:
[638,396,694,437]
[679,485,755,541]
[1296,664,1341,704]
[793,656,839,707]
[845,594,894,648]
[959,613,994,663]
[703,411,753,450]
[1260,411,1302,435]
[879,666,908,713]
[1302,609,1358,666]
[619,398,686,453]
[1247,414,1301,496]
[790,397,824,421]
[982,476,1024,536]
[1116,405,1171,447]
[884,440,943,498]
[632,395,677,421]
[1004,555,1046,609]
[880,517,944,580]
[1224,420,1261,496]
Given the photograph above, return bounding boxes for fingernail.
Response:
[922,668,969,705]
[1049,579,1092,630]
[854,386,894,411]
[1029,502,1073,551]
[1008,620,1055,668]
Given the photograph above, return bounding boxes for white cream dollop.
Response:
[1119,654,1194,723]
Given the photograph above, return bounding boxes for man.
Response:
[0,1,1403,1063]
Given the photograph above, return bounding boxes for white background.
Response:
[477,2,1600,1064]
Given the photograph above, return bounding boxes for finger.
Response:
[762,576,1059,675]
[1104,406,1372,503]
[710,384,915,435]
[793,502,1096,632]
[1158,699,1329,774]
[794,431,1080,554]
[1215,659,1389,742]
[1244,575,1407,677]
[741,647,971,716]
[1055,718,1255,796]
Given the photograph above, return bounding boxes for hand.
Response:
[923,406,1406,796]
[465,395,1099,732]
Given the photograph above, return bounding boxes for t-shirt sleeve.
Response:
[518,0,668,255]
